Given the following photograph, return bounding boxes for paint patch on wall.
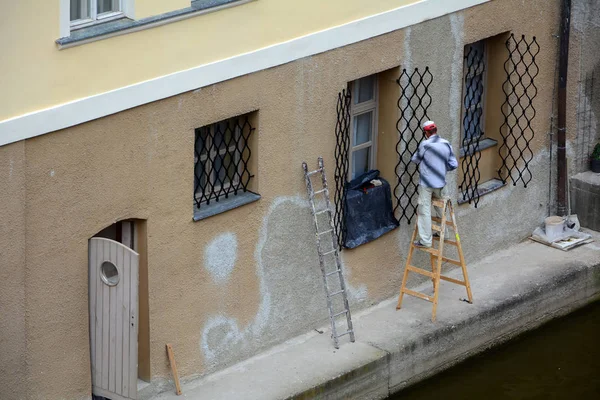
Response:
[204,232,238,284]
[200,196,373,370]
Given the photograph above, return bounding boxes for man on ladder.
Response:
[411,120,458,248]
[397,120,472,321]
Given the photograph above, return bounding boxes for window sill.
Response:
[457,178,505,205]
[193,191,260,221]
[57,0,254,49]
[459,138,498,158]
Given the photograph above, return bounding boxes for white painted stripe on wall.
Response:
[0,0,488,147]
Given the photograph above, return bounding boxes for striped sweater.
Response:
[410,134,458,188]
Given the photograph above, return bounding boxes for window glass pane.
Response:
[352,147,371,179]
[194,160,207,192]
[354,112,373,146]
[356,75,376,103]
[215,153,236,185]
[464,74,484,109]
[195,127,209,156]
[70,0,90,21]
[463,40,486,143]
[466,41,485,73]
[213,121,234,150]
[464,109,484,140]
[97,0,117,14]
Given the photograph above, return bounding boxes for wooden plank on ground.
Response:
[166,344,182,395]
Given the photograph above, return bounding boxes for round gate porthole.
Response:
[100,261,120,286]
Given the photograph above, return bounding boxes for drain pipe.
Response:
[557,0,572,216]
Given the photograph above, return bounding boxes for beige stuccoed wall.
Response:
[0,141,28,399]
[0,1,566,399]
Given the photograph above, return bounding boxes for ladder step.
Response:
[307,169,323,176]
[314,188,328,195]
[318,229,334,235]
[326,269,341,276]
[315,209,330,215]
[415,246,440,256]
[322,250,337,256]
[328,290,345,297]
[335,330,353,338]
[402,288,433,302]
[432,199,448,208]
[441,256,462,266]
[406,265,466,286]
[332,310,348,318]
[406,265,434,278]
[431,217,454,226]
[439,275,467,286]
[432,224,442,232]
[433,237,458,246]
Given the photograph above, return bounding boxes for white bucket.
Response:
[545,216,565,242]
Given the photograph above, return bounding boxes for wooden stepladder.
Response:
[302,157,355,349]
[396,198,473,321]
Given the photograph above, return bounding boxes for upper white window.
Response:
[349,74,379,180]
[70,0,123,29]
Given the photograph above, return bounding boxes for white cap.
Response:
[422,120,437,131]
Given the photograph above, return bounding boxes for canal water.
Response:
[388,301,600,399]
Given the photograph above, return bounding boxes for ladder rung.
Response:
[441,256,462,266]
[326,269,341,276]
[402,288,433,302]
[432,225,442,232]
[307,169,323,176]
[433,237,458,246]
[314,188,328,195]
[431,217,454,226]
[415,246,440,256]
[328,290,345,297]
[335,330,353,338]
[318,229,334,235]
[432,199,448,208]
[322,250,337,256]
[332,310,348,318]
[315,209,330,215]
[440,275,467,286]
[406,265,434,278]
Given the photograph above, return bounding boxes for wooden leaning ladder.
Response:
[396,198,473,321]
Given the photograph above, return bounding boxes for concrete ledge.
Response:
[150,230,600,400]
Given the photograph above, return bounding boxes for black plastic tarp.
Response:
[343,170,399,249]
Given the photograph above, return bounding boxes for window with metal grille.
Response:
[458,33,538,207]
[193,114,257,217]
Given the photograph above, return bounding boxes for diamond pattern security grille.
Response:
[459,43,486,207]
[498,34,540,187]
[394,67,433,224]
[334,89,352,250]
[194,115,255,209]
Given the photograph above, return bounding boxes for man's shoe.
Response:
[413,240,431,248]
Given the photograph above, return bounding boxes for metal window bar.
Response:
[334,89,352,250]
[498,34,540,187]
[576,71,596,173]
[393,67,433,223]
[459,44,486,207]
[194,116,255,208]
